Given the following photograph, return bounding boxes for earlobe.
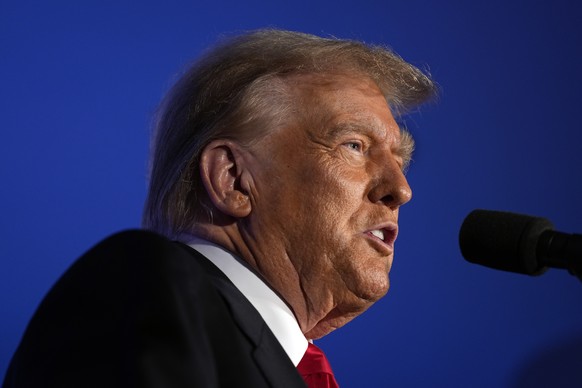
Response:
[199,140,252,218]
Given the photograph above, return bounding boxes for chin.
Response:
[350,269,391,302]
[366,279,390,301]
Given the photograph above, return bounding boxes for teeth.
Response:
[370,229,385,241]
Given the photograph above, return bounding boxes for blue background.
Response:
[2,1,582,387]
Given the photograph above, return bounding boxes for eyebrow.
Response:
[397,128,415,172]
[328,122,416,171]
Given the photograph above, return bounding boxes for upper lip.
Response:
[365,222,399,249]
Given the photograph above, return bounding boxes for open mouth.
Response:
[366,225,398,250]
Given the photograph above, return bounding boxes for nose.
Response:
[368,158,412,210]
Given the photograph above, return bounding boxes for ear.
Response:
[199,140,252,219]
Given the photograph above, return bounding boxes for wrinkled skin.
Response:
[197,74,413,339]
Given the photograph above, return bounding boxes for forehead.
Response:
[286,73,400,139]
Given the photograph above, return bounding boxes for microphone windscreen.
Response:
[459,209,554,275]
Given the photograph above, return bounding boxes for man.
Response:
[3,29,435,387]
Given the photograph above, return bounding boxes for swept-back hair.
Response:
[142,29,436,239]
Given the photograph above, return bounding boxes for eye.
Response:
[343,141,363,152]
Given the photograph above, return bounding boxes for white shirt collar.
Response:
[184,236,308,366]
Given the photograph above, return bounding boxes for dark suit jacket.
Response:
[3,230,306,388]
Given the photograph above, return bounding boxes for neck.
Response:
[186,222,349,339]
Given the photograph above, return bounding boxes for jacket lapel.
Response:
[178,244,306,388]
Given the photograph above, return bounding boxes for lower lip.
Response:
[364,232,394,255]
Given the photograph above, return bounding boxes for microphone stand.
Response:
[538,231,582,282]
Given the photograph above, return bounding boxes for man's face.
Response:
[242,74,413,339]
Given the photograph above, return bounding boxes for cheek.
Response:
[300,157,367,206]
[257,152,371,254]
[299,233,390,304]
[284,158,370,249]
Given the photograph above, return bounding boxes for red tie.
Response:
[297,343,339,388]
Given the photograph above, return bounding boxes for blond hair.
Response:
[142,29,436,238]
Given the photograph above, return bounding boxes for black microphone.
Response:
[459,209,582,280]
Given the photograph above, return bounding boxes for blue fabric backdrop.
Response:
[2,1,581,386]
